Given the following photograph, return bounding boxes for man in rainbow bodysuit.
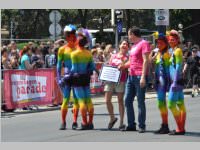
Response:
[71,28,95,130]
[153,35,171,134]
[168,30,186,135]
[57,24,79,130]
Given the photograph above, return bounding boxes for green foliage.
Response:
[17,42,28,50]
[1,9,200,45]
[169,9,192,30]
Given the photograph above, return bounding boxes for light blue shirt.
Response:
[19,54,30,70]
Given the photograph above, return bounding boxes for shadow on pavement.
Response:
[1,106,61,118]
[94,113,119,116]
[184,132,200,137]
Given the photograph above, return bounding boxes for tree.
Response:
[125,9,131,33]
[2,9,199,45]
[78,9,88,28]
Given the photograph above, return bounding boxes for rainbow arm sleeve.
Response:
[57,48,63,80]
[174,48,183,83]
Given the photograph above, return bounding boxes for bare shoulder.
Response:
[58,45,65,53]
[175,47,183,56]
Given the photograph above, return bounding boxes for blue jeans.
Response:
[124,75,147,129]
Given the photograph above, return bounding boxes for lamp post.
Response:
[178,23,184,47]
[10,19,14,41]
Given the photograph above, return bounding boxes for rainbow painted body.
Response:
[71,48,95,126]
[57,45,79,125]
[168,47,186,132]
[155,50,171,124]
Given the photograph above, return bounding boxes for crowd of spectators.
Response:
[2,40,200,88]
[1,40,65,72]
[1,40,116,72]
[1,40,65,110]
[1,39,200,108]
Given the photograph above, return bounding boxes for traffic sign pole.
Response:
[155,9,169,36]
[54,11,56,41]
[49,10,61,41]
[115,26,118,52]
[158,25,166,36]
[114,9,123,52]
[10,20,14,40]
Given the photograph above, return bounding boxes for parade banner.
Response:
[3,69,54,109]
[52,68,63,105]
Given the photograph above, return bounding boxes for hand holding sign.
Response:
[99,65,121,83]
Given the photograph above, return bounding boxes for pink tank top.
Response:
[109,53,128,82]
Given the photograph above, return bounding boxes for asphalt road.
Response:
[1,95,200,142]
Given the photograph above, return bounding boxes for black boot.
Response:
[79,123,88,130]
[154,124,169,134]
[59,122,66,130]
[88,123,94,130]
[72,122,78,130]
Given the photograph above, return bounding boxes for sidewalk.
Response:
[91,88,193,104]
[1,88,193,114]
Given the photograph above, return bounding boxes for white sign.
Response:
[49,23,62,36]
[155,9,169,26]
[49,10,61,23]
[11,74,47,102]
[99,65,121,83]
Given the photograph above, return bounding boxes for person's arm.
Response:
[89,55,96,75]
[118,59,130,70]
[149,51,154,63]
[183,63,188,75]
[56,48,63,81]
[173,48,183,84]
[24,60,36,70]
[149,51,157,64]
[2,59,12,69]
[44,55,48,68]
[140,52,150,88]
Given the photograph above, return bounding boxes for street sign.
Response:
[49,10,61,23]
[49,23,62,36]
[155,9,169,26]
[117,21,123,33]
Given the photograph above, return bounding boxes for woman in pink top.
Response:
[104,39,129,131]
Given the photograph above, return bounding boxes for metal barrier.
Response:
[2,68,54,110]
[1,64,104,111]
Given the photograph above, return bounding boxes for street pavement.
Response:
[1,89,200,142]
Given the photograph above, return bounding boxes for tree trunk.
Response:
[78,9,88,28]
[125,9,131,33]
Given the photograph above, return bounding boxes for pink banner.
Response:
[3,69,54,109]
